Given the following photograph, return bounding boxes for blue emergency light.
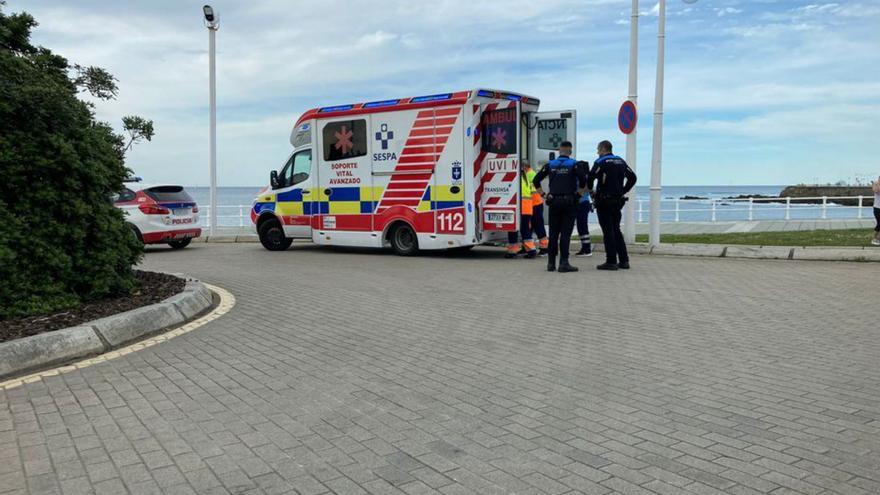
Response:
[363,99,400,108]
[319,104,355,113]
[410,93,452,103]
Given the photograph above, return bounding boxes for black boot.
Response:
[547,257,556,272]
[558,259,579,273]
[596,262,618,271]
[618,261,630,269]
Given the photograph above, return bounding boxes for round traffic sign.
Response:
[618,100,637,134]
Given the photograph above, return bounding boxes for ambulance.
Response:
[251,89,575,254]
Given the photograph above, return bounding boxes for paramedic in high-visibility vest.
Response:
[505,161,537,259]
[524,160,549,256]
[575,160,593,257]
[532,141,588,273]
[588,140,637,270]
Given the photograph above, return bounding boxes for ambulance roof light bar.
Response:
[319,104,355,113]
[409,93,452,103]
[363,99,399,108]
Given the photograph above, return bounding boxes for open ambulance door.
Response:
[527,110,577,225]
[478,102,521,237]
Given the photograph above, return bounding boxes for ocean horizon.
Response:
[185,185,791,206]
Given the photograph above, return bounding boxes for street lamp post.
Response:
[203,5,219,237]
[648,0,665,247]
[623,0,639,244]
[648,0,697,247]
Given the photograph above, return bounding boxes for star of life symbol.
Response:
[374,123,394,150]
[491,127,507,150]
[334,126,354,155]
[549,132,563,148]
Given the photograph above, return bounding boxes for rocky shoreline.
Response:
[779,186,873,206]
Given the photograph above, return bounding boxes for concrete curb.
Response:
[582,242,879,262]
[198,235,880,262]
[0,276,213,379]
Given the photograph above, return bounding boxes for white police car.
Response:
[114,179,201,248]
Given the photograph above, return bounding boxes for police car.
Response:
[114,179,201,248]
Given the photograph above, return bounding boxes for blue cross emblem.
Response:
[375,123,394,150]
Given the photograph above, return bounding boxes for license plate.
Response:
[173,208,190,216]
[485,212,514,223]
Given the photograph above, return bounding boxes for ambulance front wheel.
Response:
[390,223,419,256]
[259,218,292,251]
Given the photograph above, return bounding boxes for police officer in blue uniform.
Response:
[588,140,637,270]
[532,141,588,273]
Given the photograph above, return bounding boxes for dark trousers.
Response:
[532,203,547,240]
[596,201,628,265]
[576,201,592,249]
[548,202,577,261]
[506,214,534,245]
[875,207,880,232]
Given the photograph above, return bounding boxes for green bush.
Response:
[0,6,144,319]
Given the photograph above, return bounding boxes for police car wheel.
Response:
[390,223,418,256]
[129,224,144,246]
[259,219,292,251]
[168,239,191,249]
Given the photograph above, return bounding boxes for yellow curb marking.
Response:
[0,284,235,391]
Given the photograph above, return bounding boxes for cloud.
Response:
[716,7,743,17]
[10,0,880,186]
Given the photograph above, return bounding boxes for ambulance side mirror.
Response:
[270,170,280,189]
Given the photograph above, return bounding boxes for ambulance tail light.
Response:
[192,205,199,213]
[139,203,171,215]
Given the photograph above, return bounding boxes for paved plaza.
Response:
[2,243,878,495]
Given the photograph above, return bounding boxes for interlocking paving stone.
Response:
[2,243,879,494]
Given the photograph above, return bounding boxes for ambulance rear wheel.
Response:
[390,223,419,256]
[259,219,292,251]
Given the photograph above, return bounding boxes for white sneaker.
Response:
[872,239,880,246]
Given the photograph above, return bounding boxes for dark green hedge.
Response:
[0,7,142,319]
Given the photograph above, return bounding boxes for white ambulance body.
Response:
[251,89,575,254]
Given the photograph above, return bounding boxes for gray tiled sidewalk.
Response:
[2,243,879,495]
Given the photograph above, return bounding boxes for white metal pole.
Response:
[648,0,666,247]
[623,0,639,244]
[208,26,218,237]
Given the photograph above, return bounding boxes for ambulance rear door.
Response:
[478,101,521,234]
[527,110,577,224]
[528,110,577,172]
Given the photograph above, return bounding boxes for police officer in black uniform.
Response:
[532,141,588,273]
[588,140,637,270]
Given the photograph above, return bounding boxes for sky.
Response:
[9,0,880,186]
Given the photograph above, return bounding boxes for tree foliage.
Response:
[0,5,147,319]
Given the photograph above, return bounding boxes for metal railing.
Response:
[634,195,875,223]
[199,196,877,227]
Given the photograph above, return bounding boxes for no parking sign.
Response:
[618,101,637,135]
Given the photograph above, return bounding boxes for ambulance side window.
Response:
[323,120,367,161]
[278,154,295,188]
[290,150,311,186]
[278,150,311,188]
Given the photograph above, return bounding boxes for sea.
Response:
[186,185,872,227]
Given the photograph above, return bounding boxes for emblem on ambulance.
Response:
[375,123,394,150]
[372,123,397,162]
[451,161,462,182]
